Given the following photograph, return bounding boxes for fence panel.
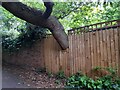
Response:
[3,20,120,78]
[43,27,120,77]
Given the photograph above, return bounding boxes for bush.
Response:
[2,23,47,53]
[66,68,120,90]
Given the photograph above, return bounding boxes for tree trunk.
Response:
[2,2,69,50]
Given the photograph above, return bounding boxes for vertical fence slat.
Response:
[49,37,52,72]
[93,31,97,71]
[118,27,120,77]
[96,31,100,76]
[76,35,79,73]
[74,34,77,74]
[88,32,92,77]
[72,34,75,74]
[47,37,50,72]
[85,32,88,75]
[113,29,116,69]
[83,33,86,74]
[110,29,116,69]
[85,32,90,76]
[88,31,92,77]
[70,35,74,75]
[71,34,73,74]
[59,49,63,71]
[101,30,104,72]
[114,28,119,75]
[103,30,108,68]
[68,35,72,75]
[107,30,112,68]
[55,41,60,73]
[94,24,97,70]
[81,33,85,74]
[44,38,48,72]
[79,35,82,71]
[53,37,57,73]
[99,30,103,76]
[66,48,69,76]
[90,31,94,77]
[51,37,54,73]
[77,34,80,72]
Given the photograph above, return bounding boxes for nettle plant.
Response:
[66,67,120,90]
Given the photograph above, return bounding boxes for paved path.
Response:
[2,66,29,88]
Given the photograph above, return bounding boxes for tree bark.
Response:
[2,2,69,50]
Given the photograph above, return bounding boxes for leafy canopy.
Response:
[1,1,120,52]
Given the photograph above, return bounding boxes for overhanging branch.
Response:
[1,1,69,50]
[43,0,54,19]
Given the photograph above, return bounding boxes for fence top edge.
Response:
[68,19,120,32]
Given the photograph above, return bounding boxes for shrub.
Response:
[2,23,47,53]
[66,68,120,90]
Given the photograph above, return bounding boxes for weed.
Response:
[56,70,66,79]
[47,72,53,78]
[55,80,61,85]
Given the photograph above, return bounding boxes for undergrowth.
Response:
[34,67,120,89]
[66,67,120,90]
[2,23,47,54]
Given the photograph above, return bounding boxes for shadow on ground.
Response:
[2,63,31,88]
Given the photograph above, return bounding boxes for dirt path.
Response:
[2,63,65,88]
[2,65,30,88]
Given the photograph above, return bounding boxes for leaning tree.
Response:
[1,0,69,50]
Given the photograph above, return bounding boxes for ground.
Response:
[2,63,65,88]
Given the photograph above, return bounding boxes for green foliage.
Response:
[2,1,120,31]
[2,23,47,53]
[1,1,120,53]
[66,69,120,89]
[21,0,45,10]
[54,2,120,29]
[55,80,61,85]
[47,72,53,78]
[56,70,66,79]
[93,66,102,71]
[1,6,47,53]
[93,67,117,76]
[0,7,25,38]
[105,67,116,75]
[1,1,120,30]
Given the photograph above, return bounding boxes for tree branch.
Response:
[2,2,69,50]
[57,6,79,19]
[43,0,54,19]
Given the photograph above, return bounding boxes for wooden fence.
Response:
[43,20,120,77]
[3,20,120,78]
